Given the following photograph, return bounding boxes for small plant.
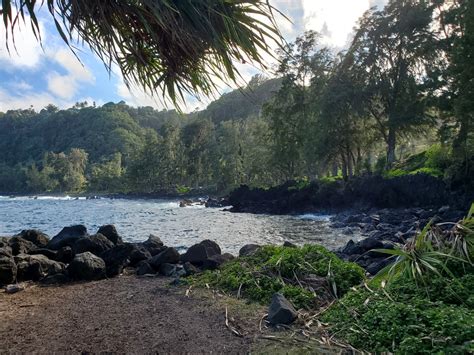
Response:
[175,184,191,194]
[192,245,365,309]
[287,176,310,191]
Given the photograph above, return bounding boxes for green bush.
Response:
[425,144,452,171]
[383,168,407,178]
[409,167,443,177]
[192,245,365,309]
[321,275,474,354]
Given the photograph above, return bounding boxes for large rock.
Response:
[136,261,155,276]
[142,234,165,256]
[202,253,235,270]
[68,252,106,281]
[180,240,221,265]
[100,244,134,277]
[150,247,180,269]
[0,255,17,285]
[29,248,58,260]
[56,246,74,263]
[267,293,298,325]
[18,230,50,248]
[48,225,88,250]
[239,244,260,257]
[15,254,65,281]
[97,225,123,245]
[9,236,36,256]
[73,234,115,256]
[129,244,151,266]
[0,247,12,257]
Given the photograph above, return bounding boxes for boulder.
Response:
[341,240,364,256]
[239,244,260,257]
[158,263,178,277]
[129,244,151,266]
[267,293,298,325]
[18,230,50,248]
[56,246,74,263]
[0,255,17,285]
[68,252,106,281]
[48,225,88,250]
[97,225,123,245]
[179,199,193,207]
[283,241,297,248]
[5,284,24,294]
[183,262,200,276]
[202,253,235,270]
[100,244,134,277]
[142,234,165,256]
[358,238,384,252]
[29,248,58,260]
[366,258,394,276]
[9,236,36,256]
[181,240,221,265]
[73,234,114,256]
[150,247,180,269]
[14,254,65,281]
[0,247,12,257]
[136,261,155,276]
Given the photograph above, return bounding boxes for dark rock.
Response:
[202,253,235,270]
[48,225,88,250]
[142,234,165,256]
[181,240,221,265]
[97,225,123,245]
[341,240,364,255]
[56,246,74,263]
[136,261,155,276]
[0,247,12,257]
[342,227,354,235]
[283,241,297,248]
[239,244,260,257]
[68,252,106,281]
[29,248,58,260]
[15,254,65,281]
[100,244,134,277]
[129,244,152,266]
[267,293,298,325]
[150,247,180,269]
[179,199,193,207]
[18,230,50,248]
[183,262,200,276]
[366,258,394,276]
[9,236,36,256]
[40,273,70,285]
[73,234,114,256]
[0,256,17,285]
[159,263,178,277]
[358,238,384,252]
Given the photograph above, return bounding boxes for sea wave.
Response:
[297,213,332,222]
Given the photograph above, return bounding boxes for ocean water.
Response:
[0,196,360,254]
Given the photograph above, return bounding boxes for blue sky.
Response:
[0,0,386,113]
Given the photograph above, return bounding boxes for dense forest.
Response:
[0,0,472,195]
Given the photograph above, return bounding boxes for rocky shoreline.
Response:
[1,202,465,289]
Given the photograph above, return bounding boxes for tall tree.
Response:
[349,0,436,167]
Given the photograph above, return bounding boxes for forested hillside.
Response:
[0,0,472,195]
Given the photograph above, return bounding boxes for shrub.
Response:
[192,245,365,309]
[425,144,452,171]
[383,168,407,178]
[321,275,474,354]
[409,167,443,177]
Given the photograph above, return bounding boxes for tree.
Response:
[349,0,437,167]
[1,0,283,106]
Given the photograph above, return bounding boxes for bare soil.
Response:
[0,275,264,353]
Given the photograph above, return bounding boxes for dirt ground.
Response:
[0,275,266,353]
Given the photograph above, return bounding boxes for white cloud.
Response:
[46,48,95,100]
[9,80,34,92]
[301,0,373,48]
[0,13,45,69]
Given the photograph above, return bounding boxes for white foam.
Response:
[297,213,332,222]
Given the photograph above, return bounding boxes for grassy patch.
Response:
[192,245,365,309]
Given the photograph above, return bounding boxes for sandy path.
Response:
[0,276,258,353]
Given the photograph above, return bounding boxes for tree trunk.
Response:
[331,163,338,177]
[386,128,397,169]
[341,154,348,181]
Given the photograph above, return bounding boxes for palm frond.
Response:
[1,0,285,108]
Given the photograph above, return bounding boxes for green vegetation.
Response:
[321,205,474,353]
[192,245,365,309]
[1,0,473,194]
